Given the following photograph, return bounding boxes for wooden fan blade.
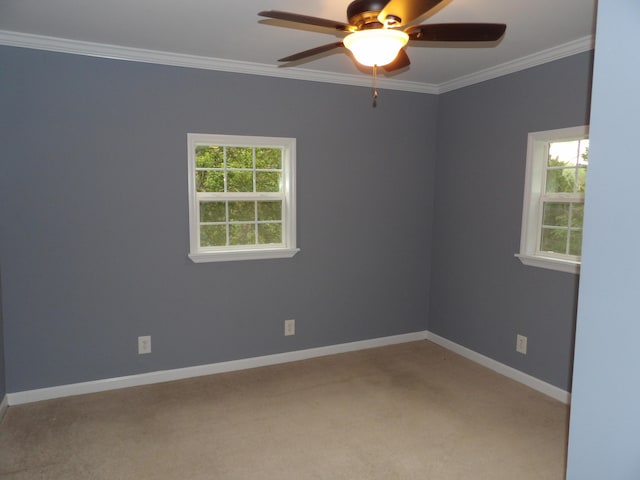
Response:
[378,0,444,26]
[259,10,352,32]
[278,42,345,62]
[407,23,507,42]
[382,48,411,72]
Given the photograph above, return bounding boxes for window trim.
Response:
[515,125,589,274]
[187,133,299,263]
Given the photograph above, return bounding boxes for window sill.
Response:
[515,253,580,274]
[189,247,300,263]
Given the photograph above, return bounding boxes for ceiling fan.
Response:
[258,0,507,72]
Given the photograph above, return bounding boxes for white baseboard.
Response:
[7,331,427,405]
[6,330,570,406]
[0,394,8,420]
[425,331,571,404]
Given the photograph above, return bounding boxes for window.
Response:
[187,134,299,263]
[516,126,589,274]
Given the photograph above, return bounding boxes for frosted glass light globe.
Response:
[344,29,409,67]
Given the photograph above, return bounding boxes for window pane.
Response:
[540,227,568,255]
[201,225,226,247]
[256,148,282,169]
[578,140,589,166]
[200,202,226,223]
[229,224,255,245]
[542,202,569,227]
[195,146,223,168]
[549,140,581,167]
[228,201,255,222]
[569,230,583,256]
[577,167,587,193]
[196,171,225,192]
[571,203,584,228]
[257,201,282,221]
[227,147,253,169]
[227,171,254,192]
[546,169,576,193]
[256,171,281,192]
[258,223,282,244]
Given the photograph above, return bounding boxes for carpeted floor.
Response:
[0,341,569,479]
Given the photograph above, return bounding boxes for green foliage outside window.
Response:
[195,146,282,193]
[540,141,588,256]
[195,145,284,248]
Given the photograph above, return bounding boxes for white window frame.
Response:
[515,125,589,274]
[187,133,299,263]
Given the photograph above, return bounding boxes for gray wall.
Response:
[429,51,593,391]
[566,1,640,478]
[0,44,593,396]
[0,46,437,392]
[0,270,5,400]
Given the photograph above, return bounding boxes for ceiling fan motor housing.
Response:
[347,0,392,29]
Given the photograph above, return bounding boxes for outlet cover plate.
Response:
[284,319,295,336]
[138,335,151,354]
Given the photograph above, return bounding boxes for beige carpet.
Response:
[0,341,569,479]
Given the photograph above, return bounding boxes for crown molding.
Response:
[0,29,593,94]
[436,35,595,93]
[0,29,438,94]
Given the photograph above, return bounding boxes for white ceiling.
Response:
[0,0,597,92]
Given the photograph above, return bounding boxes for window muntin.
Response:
[516,126,589,274]
[187,134,298,263]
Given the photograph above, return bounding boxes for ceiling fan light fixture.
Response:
[343,29,409,67]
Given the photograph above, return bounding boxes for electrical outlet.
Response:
[516,334,527,355]
[284,319,295,336]
[138,335,151,354]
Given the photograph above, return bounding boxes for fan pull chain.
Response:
[372,64,378,108]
